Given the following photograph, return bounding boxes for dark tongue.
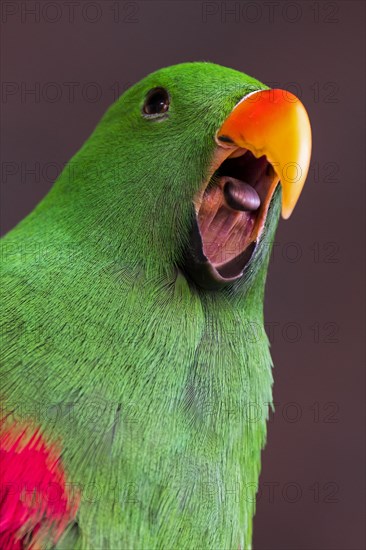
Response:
[223,177,261,212]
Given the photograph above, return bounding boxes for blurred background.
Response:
[1,1,365,548]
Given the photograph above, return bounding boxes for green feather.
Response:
[1,62,280,549]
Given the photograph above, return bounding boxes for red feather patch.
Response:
[0,418,79,549]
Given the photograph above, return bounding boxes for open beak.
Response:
[216,89,312,219]
[185,89,312,290]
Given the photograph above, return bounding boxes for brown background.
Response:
[1,1,365,548]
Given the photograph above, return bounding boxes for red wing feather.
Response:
[0,418,79,549]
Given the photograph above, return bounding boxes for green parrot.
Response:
[0,62,311,549]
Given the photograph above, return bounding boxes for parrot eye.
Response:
[142,87,170,118]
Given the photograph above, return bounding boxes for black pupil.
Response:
[143,88,169,115]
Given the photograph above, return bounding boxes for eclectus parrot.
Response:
[0,63,311,549]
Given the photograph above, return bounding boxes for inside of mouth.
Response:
[197,149,277,279]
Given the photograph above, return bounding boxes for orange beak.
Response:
[216,89,312,219]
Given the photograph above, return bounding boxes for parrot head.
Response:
[54,63,311,291]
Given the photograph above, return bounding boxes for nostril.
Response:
[217,135,235,144]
